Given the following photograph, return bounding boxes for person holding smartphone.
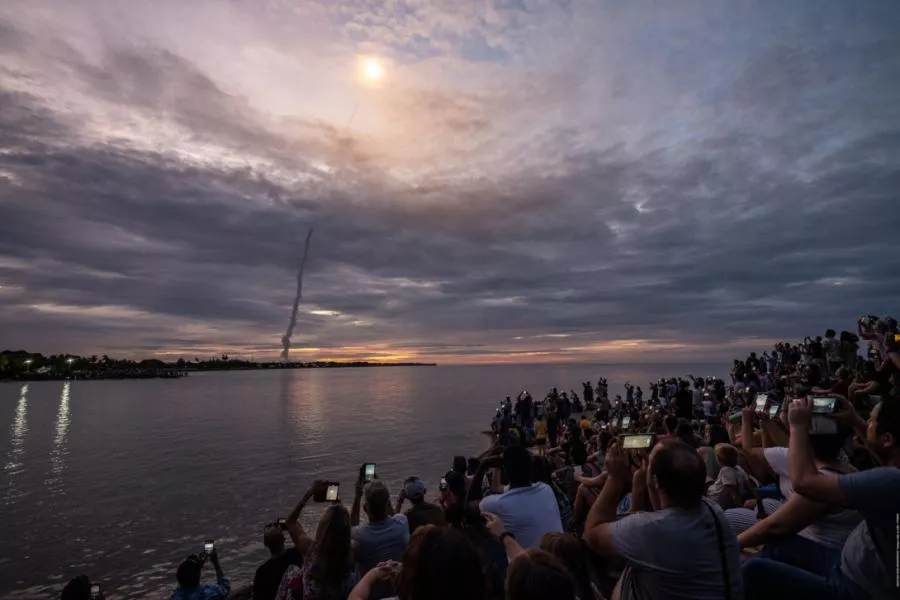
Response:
[252,521,304,600]
[396,477,446,535]
[350,471,409,599]
[169,549,229,600]
[742,397,900,600]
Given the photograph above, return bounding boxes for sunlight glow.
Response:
[360,58,385,83]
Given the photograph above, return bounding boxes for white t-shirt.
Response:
[763,447,862,549]
[479,482,563,549]
[707,465,748,501]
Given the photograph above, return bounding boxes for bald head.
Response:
[649,440,707,507]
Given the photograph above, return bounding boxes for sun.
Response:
[360,58,385,83]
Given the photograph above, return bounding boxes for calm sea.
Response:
[0,363,728,599]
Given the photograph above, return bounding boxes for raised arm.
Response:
[466,455,502,505]
[207,550,230,599]
[483,513,525,560]
[576,471,608,488]
[583,445,631,558]
[738,493,832,548]
[351,480,364,527]
[285,482,322,556]
[787,398,846,505]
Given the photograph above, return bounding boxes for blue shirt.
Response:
[169,571,230,600]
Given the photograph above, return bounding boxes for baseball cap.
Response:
[403,477,426,500]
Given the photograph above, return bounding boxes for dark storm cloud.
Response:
[1,2,900,361]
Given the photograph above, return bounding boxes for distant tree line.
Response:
[0,350,435,379]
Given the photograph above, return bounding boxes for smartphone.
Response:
[325,483,339,502]
[622,416,631,429]
[810,415,838,435]
[363,463,376,483]
[755,394,769,413]
[277,517,287,530]
[90,584,100,600]
[767,404,780,419]
[811,396,837,414]
[439,477,448,491]
[621,434,654,450]
[204,540,214,554]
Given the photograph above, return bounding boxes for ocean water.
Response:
[0,362,728,598]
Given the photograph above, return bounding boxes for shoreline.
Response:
[0,362,438,382]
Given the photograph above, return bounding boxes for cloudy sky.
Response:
[1,0,899,364]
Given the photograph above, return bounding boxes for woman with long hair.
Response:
[538,533,603,600]
[348,525,486,600]
[277,503,356,600]
[506,549,577,600]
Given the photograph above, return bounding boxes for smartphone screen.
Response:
[767,404,779,419]
[621,434,653,450]
[363,463,376,483]
[622,416,631,429]
[811,396,837,414]
[277,518,287,530]
[755,394,768,412]
[325,484,339,502]
[204,540,214,554]
[439,477,448,491]
[90,584,100,599]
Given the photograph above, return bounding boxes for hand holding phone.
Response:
[363,463,377,483]
[325,483,339,502]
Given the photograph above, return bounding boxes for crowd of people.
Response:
[58,316,899,600]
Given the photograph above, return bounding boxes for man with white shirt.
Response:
[478,446,563,548]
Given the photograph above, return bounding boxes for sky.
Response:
[1,0,899,364]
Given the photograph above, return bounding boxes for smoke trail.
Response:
[281,228,314,361]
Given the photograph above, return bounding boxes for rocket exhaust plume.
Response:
[281,228,314,361]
